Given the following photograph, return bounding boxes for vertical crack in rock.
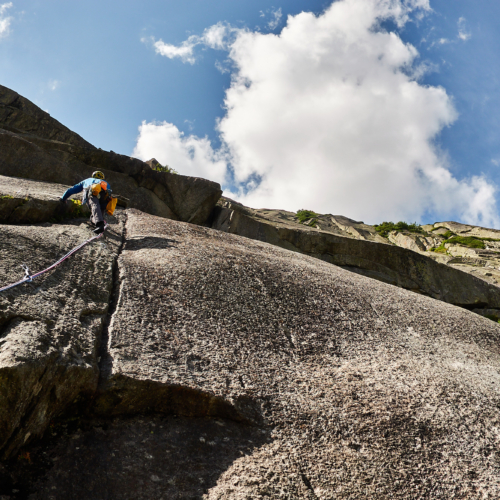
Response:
[93,212,258,425]
[97,211,128,384]
[0,219,125,460]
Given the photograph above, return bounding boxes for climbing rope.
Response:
[0,224,107,293]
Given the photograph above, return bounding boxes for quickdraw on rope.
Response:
[0,224,107,293]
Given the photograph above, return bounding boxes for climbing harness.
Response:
[0,224,107,293]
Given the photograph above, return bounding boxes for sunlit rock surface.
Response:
[0,209,499,498]
[212,198,500,310]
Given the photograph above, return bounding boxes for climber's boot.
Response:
[93,221,105,235]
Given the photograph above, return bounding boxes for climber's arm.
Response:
[61,181,85,202]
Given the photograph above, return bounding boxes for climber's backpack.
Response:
[106,196,118,216]
[90,180,108,197]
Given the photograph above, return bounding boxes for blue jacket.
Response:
[61,178,112,205]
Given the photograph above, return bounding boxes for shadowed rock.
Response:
[0,85,94,149]
[11,415,270,500]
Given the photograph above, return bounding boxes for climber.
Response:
[60,171,115,235]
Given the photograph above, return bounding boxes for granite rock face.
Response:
[0,215,124,459]
[212,198,500,310]
[0,85,94,149]
[1,82,500,498]
[212,198,386,243]
[0,209,499,498]
[387,231,439,252]
[0,85,221,225]
[426,221,500,288]
[0,175,92,224]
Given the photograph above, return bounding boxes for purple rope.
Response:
[0,224,107,293]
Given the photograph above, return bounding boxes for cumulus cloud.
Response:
[133,121,227,183]
[0,2,12,38]
[457,17,471,41]
[137,0,499,227]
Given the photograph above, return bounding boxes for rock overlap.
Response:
[0,175,92,224]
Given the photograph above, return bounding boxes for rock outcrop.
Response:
[212,198,500,311]
[0,208,499,499]
[0,175,91,224]
[0,86,94,149]
[0,85,221,225]
[425,222,500,286]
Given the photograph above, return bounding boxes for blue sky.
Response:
[1,0,499,227]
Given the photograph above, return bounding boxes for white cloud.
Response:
[136,0,499,228]
[268,8,282,30]
[133,121,227,184]
[202,23,233,50]
[145,23,241,64]
[491,158,500,167]
[0,2,11,16]
[147,35,199,64]
[0,2,12,38]
[215,59,231,74]
[457,17,471,41]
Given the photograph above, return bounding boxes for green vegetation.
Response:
[446,236,485,249]
[374,221,424,238]
[296,209,319,226]
[0,194,14,199]
[430,235,486,253]
[152,162,178,174]
[430,245,448,253]
[442,230,455,239]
